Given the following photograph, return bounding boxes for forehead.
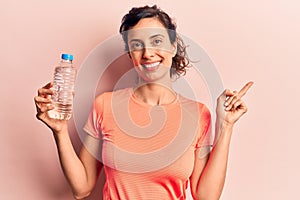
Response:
[132,17,165,29]
[127,18,169,40]
[127,28,169,40]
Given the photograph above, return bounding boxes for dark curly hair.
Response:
[119,5,190,78]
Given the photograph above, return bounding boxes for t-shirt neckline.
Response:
[129,87,179,108]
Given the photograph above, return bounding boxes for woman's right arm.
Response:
[34,82,102,199]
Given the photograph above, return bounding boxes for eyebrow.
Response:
[149,34,165,39]
[129,34,165,43]
[129,39,142,43]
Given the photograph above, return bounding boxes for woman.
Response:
[34,5,253,200]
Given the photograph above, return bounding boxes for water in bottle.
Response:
[48,54,76,120]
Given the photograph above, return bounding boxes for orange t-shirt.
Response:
[84,88,212,200]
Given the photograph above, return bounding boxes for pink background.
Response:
[1,0,298,199]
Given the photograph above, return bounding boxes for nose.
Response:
[142,47,155,59]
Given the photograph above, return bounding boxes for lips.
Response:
[142,61,160,71]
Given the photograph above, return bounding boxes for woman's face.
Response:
[127,17,176,82]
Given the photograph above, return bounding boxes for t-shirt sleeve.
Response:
[83,94,105,139]
[195,104,213,148]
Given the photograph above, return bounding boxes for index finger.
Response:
[237,81,254,97]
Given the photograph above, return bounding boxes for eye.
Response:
[130,41,144,50]
[152,38,163,46]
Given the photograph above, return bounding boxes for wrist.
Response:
[222,121,234,129]
[215,118,234,130]
[52,123,69,136]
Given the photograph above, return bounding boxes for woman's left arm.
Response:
[190,82,253,200]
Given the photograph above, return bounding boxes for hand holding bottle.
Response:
[34,53,76,133]
[34,82,68,134]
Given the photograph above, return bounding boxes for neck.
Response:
[133,82,176,106]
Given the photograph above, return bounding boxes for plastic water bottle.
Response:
[48,54,77,120]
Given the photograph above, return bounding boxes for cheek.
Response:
[160,51,174,64]
[128,53,140,66]
[132,60,139,67]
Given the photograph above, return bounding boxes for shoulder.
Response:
[177,95,211,128]
[177,94,211,116]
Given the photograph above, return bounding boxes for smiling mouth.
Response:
[142,62,161,71]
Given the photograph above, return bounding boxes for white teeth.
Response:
[143,62,160,68]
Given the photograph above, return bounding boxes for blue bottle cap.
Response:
[61,54,73,61]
